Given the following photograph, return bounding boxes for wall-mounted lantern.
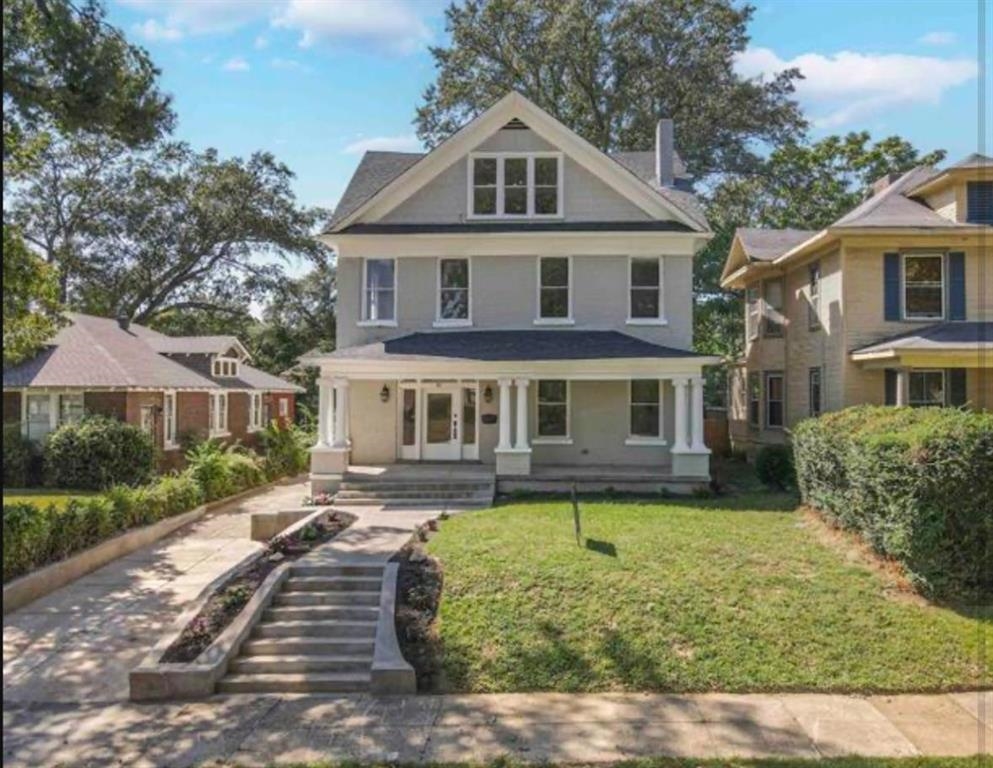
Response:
[380,384,391,403]
[483,385,493,404]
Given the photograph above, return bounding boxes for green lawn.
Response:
[2,489,97,510]
[425,493,989,693]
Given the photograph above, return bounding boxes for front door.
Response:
[422,385,461,460]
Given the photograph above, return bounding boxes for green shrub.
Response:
[3,424,31,488]
[755,444,796,490]
[43,416,155,490]
[260,420,310,479]
[794,405,993,600]
[185,439,263,501]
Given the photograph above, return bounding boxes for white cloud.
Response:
[735,47,977,128]
[271,57,310,72]
[343,135,423,154]
[919,31,956,45]
[254,35,270,49]
[119,0,272,37]
[132,18,183,42]
[222,56,250,72]
[274,0,432,55]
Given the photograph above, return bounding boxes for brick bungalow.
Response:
[2,313,303,469]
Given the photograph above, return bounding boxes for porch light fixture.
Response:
[483,385,493,403]
[380,384,390,403]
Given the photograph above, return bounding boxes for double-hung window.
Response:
[765,372,784,428]
[808,262,821,330]
[628,380,662,441]
[628,256,664,323]
[362,258,396,324]
[808,368,822,417]
[249,392,263,431]
[437,258,470,325]
[762,279,784,337]
[909,370,945,406]
[59,393,84,426]
[209,392,229,435]
[536,256,571,323]
[903,254,943,320]
[163,391,177,447]
[746,287,760,340]
[469,153,562,218]
[747,373,760,427]
[536,380,569,440]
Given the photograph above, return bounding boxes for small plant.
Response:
[221,584,252,611]
[755,444,796,490]
[260,420,310,479]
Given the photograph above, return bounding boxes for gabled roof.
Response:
[3,313,302,392]
[325,92,709,234]
[735,228,819,262]
[832,166,957,228]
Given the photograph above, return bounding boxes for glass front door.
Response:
[422,386,461,460]
[397,382,480,461]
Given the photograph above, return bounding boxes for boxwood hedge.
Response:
[793,405,993,600]
[44,416,155,490]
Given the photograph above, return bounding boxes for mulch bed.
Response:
[160,510,355,663]
[391,520,445,692]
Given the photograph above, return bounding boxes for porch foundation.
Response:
[671,450,711,479]
[310,446,349,494]
[495,448,532,476]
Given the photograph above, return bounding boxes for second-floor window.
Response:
[746,287,760,340]
[763,279,784,337]
[437,258,470,325]
[362,258,396,324]
[903,254,943,320]
[536,256,571,323]
[628,256,664,323]
[966,181,993,224]
[469,153,562,218]
[808,262,821,330]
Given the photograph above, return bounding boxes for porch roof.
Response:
[850,321,993,366]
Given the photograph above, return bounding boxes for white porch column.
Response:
[672,377,689,452]
[514,378,530,450]
[497,378,513,450]
[690,376,707,452]
[895,368,909,406]
[332,378,349,448]
[315,379,331,447]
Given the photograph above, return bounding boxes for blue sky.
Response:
[108,0,987,220]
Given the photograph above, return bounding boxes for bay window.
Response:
[469,153,562,218]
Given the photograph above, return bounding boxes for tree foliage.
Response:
[2,224,63,365]
[416,0,806,176]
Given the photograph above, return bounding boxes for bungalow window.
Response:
[140,405,155,436]
[249,392,263,431]
[362,258,396,323]
[278,397,289,418]
[26,394,52,442]
[747,373,760,426]
[808,262,821,330]
[437,258,470,324]
[59,393,84,426]
[762,279,784,337]
[909,370,944,407]
[163,391,177,447]
[809,368,822,417]
[903,254,943,320]
[536,380,569,438]
[966,181,993,224]
[629,380,661,439]
[629,256,664,322]
[765,372,784,428]
[469,153,562,218]
[537,256,571,322]
[746,287,760,340]
[209,392,229,435]
[212,358,239,377]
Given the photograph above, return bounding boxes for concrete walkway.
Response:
[2,691,989,766]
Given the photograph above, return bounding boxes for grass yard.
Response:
[425,493,989,694]
[2,489,97,510]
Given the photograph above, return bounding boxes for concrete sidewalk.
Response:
[2,690,989,766]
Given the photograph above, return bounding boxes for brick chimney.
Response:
[656,118,675,188]
[871,173,901,196]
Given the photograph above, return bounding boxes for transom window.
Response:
[765,372,784,428]
[909,370,945,406]
[469,153,562,218]
[629,256,664,322]
[537,256,571,322]
[808,262,821,330]
[362,258,396,324]
[536,380,569,438]
[903,254,944,320]
[437,258,470,324]
[629,380,661,439]
[212,357,239,377]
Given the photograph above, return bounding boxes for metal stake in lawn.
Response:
[571,481,582,546]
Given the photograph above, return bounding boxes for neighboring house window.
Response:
[746,287,760,340]
[163,391,177,447]
[748,373,760,427]
[808,262,821,330]
[278,397,289,418]
[762,279,784,337]
[59,393,84,426]
[361,258,396,324]
[765,372,784,428]
[209,392,229,435]
[536,256,571,323]
[25,394,52,442]
[140,405,155,436]
[536,380,569,439]
[966,181,993,224]
[249,392,263,431]
[628,256,664,323]
[808,368,822,417]
[469,153,562,218]
[909,370,945,406]
[437,258,470,325]
[262,397,271,427]
[629,380,661,440]
[212,357,239,377]
[903,253,943,320]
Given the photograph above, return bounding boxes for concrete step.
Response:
[333,497,491,508]
[289,564,384,578]
[335,488,492,500]
[284,576,383,592]
[229,654,372,674]
[263,605,381,623]
[218,672,370,694]
[251,619,378,639]
[272,590,381,607]
[241,637,375,656]
[339,480,493,491]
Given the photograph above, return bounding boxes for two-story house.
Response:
[301,92,718,492]
[720,154,992,454]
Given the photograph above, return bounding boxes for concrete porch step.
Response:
[229,654,372,674]
[263,605,381,623]
[335,488,492,500]
[218,672,370,694]
[333,497,491,508]
[289,563,384,578]
[339,479,493,490]
[251,619,378,639]
[240,637,375,656]
[272,590,381,607]
[284,576,383,592]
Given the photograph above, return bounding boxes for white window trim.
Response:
[625,379,667,446]
[163,389,179,449]
[278,396,289,417]
[209,391,230,437]
[902,252,945,322]
[626,255,667,325]
[247,391,264,432]
[764,371,785,430]
[212,357,240,378]
[466,151,564,220]
[534,255,574,325]
[908,369,946,407]
[532,379,572,444]
[359,257,399,327]
[434,257,473,328]
[21,389,85,439]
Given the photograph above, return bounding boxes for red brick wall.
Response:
[267,393,296,427]
[126,392,164,449]
[84,391,127,421]
[177,391,210,444]
[3,391,21,424]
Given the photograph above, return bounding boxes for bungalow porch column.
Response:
[514,378,530,450]
[672,377,689,452]
[895,368,909,406]
[497,378,513,450]
[332,377,350,448]
[316,379,332,447]
[690,375,707,452]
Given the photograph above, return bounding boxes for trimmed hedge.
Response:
[44,416,155,490]
[794,405,993,599]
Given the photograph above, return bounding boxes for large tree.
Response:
[2,225,62,365]
[416,0,806,175]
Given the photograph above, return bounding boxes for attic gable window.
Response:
[468,152,562,218]
[212,357,240,377]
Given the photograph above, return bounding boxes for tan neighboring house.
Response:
[301,92,720,491]
[720,154,993,454]
[2,312,302,469]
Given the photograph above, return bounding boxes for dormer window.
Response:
[213,357,240,377]
[468,153,562,218]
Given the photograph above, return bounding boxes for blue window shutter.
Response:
[947,368,967,406]
[884,252,901,321]
[947,252,966,320]
[884,369,897,406]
